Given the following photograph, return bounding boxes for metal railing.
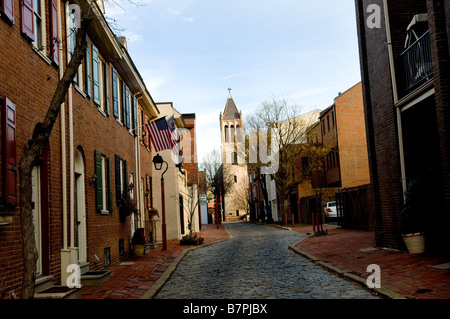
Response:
[400,30,433,94]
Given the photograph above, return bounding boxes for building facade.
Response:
[219,91,249,221]
[355,0,450,253]
[0,0,171,298]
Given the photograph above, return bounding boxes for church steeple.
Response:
[223,88,240,120]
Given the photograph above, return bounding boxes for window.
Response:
[234,175,237,183]
[92,46,109,114]
[94,150,112,214]
[129,172,134,199]
[104,247,110,267]
[224,126,229,143]
[115,155,127,205]
[327,115,330,132]
[32,0,45,50]
[67,6,83,88]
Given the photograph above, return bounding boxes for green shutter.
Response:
[92,44,100,105]
[125,86,130,129]
[104,62,110,115]
[107,157,113,212]
[85,36,91,97]
[132,95,138,136]
[95,150,103,211]
[115,155,121,205]
[112,68,119,118]
[122,81,127,122]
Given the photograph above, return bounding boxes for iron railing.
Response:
[400,30,433,94]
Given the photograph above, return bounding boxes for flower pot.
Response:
[402,233,425,254]
[133,244,145,256]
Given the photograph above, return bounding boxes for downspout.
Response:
[135,132,140,228]
[383,0,407,198]
[58,0,67,252]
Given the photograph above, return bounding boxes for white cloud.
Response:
[182,17,195,23]
[123,31,143,43]
[167,7,181,16]
[144,77,166,100]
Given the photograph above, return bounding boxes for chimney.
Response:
[118,37,128,50]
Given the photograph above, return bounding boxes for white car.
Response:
[324,202,337,218]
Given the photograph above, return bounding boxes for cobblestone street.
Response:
[154,223,379,299]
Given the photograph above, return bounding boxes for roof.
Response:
[223,96,240,120]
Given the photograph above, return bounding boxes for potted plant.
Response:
[119,192,138,222]
[149,207,159,219]
[180,233,204,246]
[400,179,425,254]
[132,228,146,256]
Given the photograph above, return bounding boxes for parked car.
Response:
[240,213,249,221]
[324,202,337,219]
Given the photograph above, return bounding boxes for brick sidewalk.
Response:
[80,224,230,299]
[290,223,450,299]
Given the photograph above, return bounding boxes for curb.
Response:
[288,236,407,300]
[141,232,232,299]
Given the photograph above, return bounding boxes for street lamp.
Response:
[153,154,168,250]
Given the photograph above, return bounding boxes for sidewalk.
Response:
[289,223,450,299]
[80,224,231,299]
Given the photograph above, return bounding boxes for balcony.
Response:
[400,30,433,95]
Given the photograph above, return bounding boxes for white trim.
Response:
[400,88,435,112]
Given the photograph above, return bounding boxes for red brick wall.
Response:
[0,0,63,297]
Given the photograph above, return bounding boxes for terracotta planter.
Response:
[402,233,425,254]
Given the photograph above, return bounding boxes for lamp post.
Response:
[211,182,219,229]
[153,154,168,250]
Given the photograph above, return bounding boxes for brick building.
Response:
[319,82,370,189]
[355,0,450,254]
[0,0,163,297]
[297,84,370,225]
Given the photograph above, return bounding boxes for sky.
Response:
[103,0,362,163]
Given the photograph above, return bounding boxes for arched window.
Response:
[224,125,229,143]
[231,152,238,165]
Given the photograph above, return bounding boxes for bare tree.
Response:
[245,96,325,224]
[17,0,96,299]
[199,149,234,222]
[185,185,199,236]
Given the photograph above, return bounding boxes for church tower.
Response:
[219,89,249,221]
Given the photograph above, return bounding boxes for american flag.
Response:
[146,117,178,155]
[167,115,180,155]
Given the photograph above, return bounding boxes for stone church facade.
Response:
[219,91,249,221]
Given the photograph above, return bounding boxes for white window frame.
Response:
[98,55,105,112]
[66,3,84,90]
[32,0,46,51]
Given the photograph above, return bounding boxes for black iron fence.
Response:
[400,30,433,94]
[335,184,374,230]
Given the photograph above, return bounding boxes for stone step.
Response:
[34,286,81,299]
